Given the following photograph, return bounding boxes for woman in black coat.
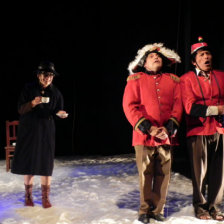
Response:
[11,61,68,208]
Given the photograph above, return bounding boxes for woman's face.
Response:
[37,72,54,88]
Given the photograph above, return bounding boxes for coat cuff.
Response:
[190,103,208,117]
[169,117,180,127]
[18,102,33,115]
[134,117,152,135]
[134,117,147,131]
[206,106,219,116]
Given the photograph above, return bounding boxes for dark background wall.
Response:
[1,1,224,176]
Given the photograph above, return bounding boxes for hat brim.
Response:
[34,69,60,76]
[128,43,181,74]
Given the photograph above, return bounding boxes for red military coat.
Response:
[180,69,224,136]
[122,72,183,146]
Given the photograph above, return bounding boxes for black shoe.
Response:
[149,213,165,222]
[138,214,150,223]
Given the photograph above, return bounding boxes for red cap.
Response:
[191,36,208,54]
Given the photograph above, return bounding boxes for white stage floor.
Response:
[0,153,223,224]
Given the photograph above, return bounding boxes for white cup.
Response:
[41,97,50,103]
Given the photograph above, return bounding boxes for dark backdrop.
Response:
[1,1,224,176]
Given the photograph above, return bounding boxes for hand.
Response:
[148,126,168,140]
[155,127,169,140]
[56,110,68,118]
[217,105,224,115]
[148,126,160,136]
[31,96,42,107]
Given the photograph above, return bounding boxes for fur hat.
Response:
[128,43,181,74]
[191,36,208,54]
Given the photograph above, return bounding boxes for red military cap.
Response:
[191,36,208,54]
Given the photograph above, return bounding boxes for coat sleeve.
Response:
[122,76,151,130]
[170,80,183,124]
[180,76,207,117]
[18,84,34,115]
[164,76,183,135]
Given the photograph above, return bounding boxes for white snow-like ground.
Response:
[0,153,224,224]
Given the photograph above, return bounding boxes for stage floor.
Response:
[0,153,223,224]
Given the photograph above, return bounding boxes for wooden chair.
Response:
[4,120,19,172]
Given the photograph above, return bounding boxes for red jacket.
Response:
[122,72,183,146]
[180,69,224,136]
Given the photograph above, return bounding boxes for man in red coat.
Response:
[123,43,182,223]
[180,37,224,221]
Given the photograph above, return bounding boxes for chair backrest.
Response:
[5,120,19,147]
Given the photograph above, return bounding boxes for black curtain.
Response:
[1,1,224,162]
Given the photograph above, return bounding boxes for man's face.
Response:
[144,52,163,73]
[37,72,54,88]
[193,49,212,71]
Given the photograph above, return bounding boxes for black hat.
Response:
[35,61,60,76]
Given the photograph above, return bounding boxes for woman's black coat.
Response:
[11,81,64,176]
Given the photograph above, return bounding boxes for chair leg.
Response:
[6,151,9,172]
[9,156,11,170]
[8,157,10,171]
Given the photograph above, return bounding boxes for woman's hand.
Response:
[56,110,68,118]
[31,96,42,108]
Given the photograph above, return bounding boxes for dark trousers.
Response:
[187,133,224,211]
[135,145,171,215]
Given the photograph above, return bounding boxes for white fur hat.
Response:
[128,43,181,74]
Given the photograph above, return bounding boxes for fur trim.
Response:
[128,43,181,74]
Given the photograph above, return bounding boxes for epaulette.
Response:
[170,74,180,83]
[127,74,141,82]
